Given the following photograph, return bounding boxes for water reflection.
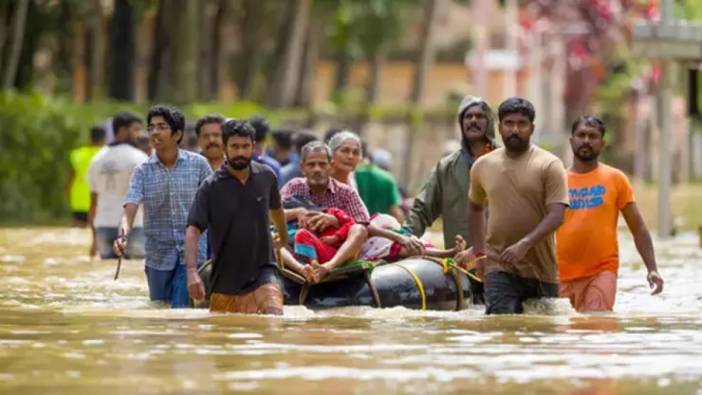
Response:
[1,228,701,394]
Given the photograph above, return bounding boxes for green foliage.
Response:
[676,0,702,21]
[326,0,417,59]
[1,92,86,223]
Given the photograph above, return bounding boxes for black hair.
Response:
[498,97,535,122]
[147,104,185,144]
[222,119,256,145]
[248,115,270,142]
[90,125,106,143]
[324,127,344,143]
[271,129,294,149]
[195,114,225,136]
[571,115,606,137]
[293,131,319,155]
[112,112,141,134]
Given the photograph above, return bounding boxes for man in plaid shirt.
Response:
[280,141,369,283]
[114,105,211,308]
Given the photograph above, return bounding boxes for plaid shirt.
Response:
[280,177,370,223]
[125,149,212,270]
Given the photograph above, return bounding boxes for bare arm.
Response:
[500,203,566,266]
[184,225,202,272]
[389,205,405,224]
[367,224,424,255]
[184,225,205,302]
[113,203,139,256]
[88,192,98,257]
[621,202,663,294]
[284,207,307,222]
[467,200,487,254]
[270,208,289,248]
[66,167,74,197]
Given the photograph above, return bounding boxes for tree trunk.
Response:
[0,1,9,75]
[2,0,29,90]
[294,18,321,108]
[88,0,106,100]
[71,15,88,102]
[265,0,295,98]
[108,0,135,100]
[334,51,350,93]
[56,2,74,87]
[198,0,224,100]
[266,0,311,107]
[170,0,198,103]
[410,0,442,105]
[148,0,168,101]
[367,50,385,104]
[237,0,267,100]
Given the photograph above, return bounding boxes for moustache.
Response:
[206,143,221,150]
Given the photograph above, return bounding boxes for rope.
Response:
[442,257,485,283]
[391,262,426,310]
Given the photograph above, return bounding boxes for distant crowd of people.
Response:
[67,95,664,316]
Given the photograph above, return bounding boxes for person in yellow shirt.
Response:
[67,126,105,226]
[557,115,664,312]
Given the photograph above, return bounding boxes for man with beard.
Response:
[557,116,663,312]
[88,112,147,259]
[405,96,496,249]
[185,120,288,314]
[195,114,225,170]
[114,105,212,308]
[457,97,569,315]
[404,96,496,302]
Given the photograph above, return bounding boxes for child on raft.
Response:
[282,195,466,281]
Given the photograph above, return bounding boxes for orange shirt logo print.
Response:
[569,185,606,210]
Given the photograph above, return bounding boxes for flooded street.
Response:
[0,227,701,394]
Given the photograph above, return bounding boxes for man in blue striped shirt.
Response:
[114,105,212,308]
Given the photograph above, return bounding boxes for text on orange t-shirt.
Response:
[556,164,634,281]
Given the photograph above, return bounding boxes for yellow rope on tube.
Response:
[392,262,427,310]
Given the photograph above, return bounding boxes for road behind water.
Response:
[0,227,700,394]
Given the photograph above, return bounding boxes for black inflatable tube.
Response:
[200,258,474,311]
[283,258,474,310]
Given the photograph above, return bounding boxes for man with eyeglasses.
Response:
[114,105,212,308]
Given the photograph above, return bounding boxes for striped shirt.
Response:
[280,177,370,223]
[125,149,212,270]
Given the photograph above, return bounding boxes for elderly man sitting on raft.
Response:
[279,141,371,283]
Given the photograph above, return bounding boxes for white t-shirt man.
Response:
[89,144,148,228]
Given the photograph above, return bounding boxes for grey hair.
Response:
[300,141,332,163]
[327,130,362,155]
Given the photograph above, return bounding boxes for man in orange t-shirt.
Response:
[557,116,664,312]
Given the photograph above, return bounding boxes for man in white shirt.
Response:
[88,112,148,259]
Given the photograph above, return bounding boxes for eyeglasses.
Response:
[147,123,171,132]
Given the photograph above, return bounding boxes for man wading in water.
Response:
[457,97,569,315]
[404,95,497,302]
[185,120,288,315]
[557,115,664,312]
[114,105,212,308]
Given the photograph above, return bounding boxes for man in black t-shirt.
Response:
[184,120,288,314]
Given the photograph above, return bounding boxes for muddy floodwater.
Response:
[0,227,701,394]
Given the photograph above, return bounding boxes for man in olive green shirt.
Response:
[404,96,496,249]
